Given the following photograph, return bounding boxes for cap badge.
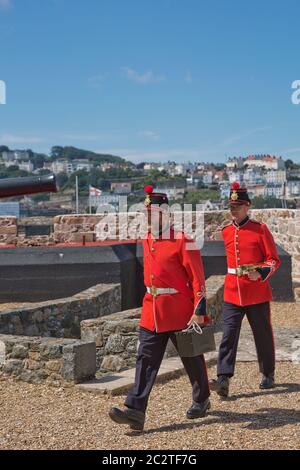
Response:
[230,190,239,201]
[144,194,151,206]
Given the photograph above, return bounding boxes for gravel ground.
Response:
[268,301,300,326]
[0,362,299,450]
[0,302,36,311]
[0,300,299,450]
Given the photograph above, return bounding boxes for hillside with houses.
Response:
[0,146,299,216]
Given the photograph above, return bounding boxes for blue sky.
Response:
[0,0,300,163]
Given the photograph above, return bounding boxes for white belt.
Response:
[146,286,178,296]
[228,268,238,275]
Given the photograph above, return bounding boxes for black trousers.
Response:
[125,326,210,413]
[217,301,275,378]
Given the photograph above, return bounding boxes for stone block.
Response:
[0,226,17,234]
[11,344,28,359]
[24,359,42,370]
[64,232,95,243]
[28,352,41,361]
[3,359,23,375]
[39,343,63,360]
[62,341,96,383]
[45,359,62,373]
[104,333,126,354]
[100,354,125,372]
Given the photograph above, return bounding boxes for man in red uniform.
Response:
[210,182,281,397]
[109,185,211,431]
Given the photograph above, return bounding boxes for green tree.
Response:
[176,189,220,205]
[30,193,50,202]
[56,172,69,189]
[50,145,126,164]
[0,165,30,179]
[196,180,206,189]
[64,169,90,195]
[285,159,300,170]
[0,145,9,154]
[251,196,284,208]
[50,146,64,159]
[30,153,48,169]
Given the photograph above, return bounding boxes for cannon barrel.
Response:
[0,174,57,198]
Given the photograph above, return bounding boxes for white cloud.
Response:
[97,147,208,163]
[0,133,44,145]
[222,126,272,147]
[138,131,160,141]
[0,0,12,11]
[122,67,166,84]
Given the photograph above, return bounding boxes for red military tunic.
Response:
[140,227,208,333]
[222,217,281,306]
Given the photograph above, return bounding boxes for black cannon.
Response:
[0,174,57,198]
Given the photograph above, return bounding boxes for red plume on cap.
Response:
[231,182,240,190]
[144,185,153,194]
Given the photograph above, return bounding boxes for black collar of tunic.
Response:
[233,215,249,228]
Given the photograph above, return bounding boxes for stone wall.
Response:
[81,307,141,373]
[0,335,96,386]
[205,275,225,325]
[0,283,121,338]
[250,210,300,284]
[0,209,300,282]
[0,215,55,246]
[15,234,55,247]
[81,275,224,374]
[0,216,56,246]
[53,215,99,243]
[1,209,299,281]
[0,217,17,245]
[52,210,300,283]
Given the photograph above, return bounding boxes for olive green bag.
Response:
[175,322,216,357]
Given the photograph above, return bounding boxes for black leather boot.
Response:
[109,406,145,431]
[186,398,211,419]
[259,373,275,389]
[209,375,230,397]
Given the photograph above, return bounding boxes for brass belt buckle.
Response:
[236,266,243,277]
[150,286,157,297]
